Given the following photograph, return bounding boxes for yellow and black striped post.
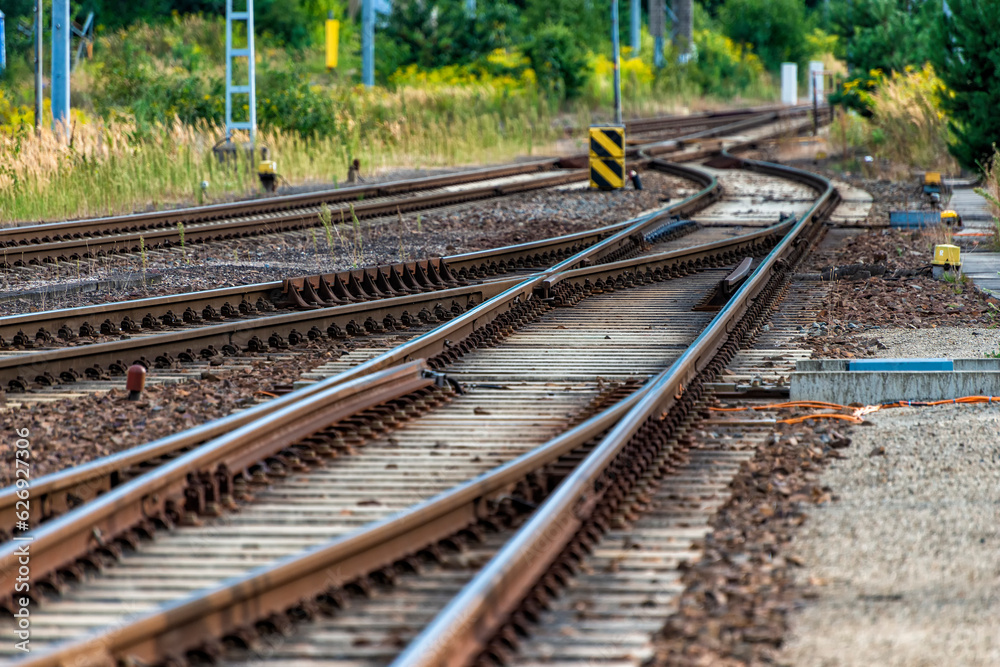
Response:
[589,124,626,190]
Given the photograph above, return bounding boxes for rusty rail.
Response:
[0,154,724,394]
[0,360,437,612]
[1,170,586,268]
[391,151,840,667]
[9,371,653,667]
[0,160,562,239]
[0,159,722,540]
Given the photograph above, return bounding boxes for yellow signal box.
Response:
[589,125,625,190]
[326,19,340,69]
[932,244,960,267]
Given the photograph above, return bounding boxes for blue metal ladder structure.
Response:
[225,0,256,146]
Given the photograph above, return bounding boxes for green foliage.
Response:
[687,29,769,97]
[376,0,518,81]
[92,17,226,128]
[718,0,811,71]
[523,23,589,100]
[827,0,936,76]
[931,0,1000,172]
[866,65,954,171]
[518,0,609,49]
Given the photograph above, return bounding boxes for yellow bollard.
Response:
[325,19,340,69]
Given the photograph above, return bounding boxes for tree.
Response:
[827,0,936,75]
[931,0,1000,171]
[717,0,810,71]
[376,0,518,80]
[523,23,588,99]
[518,0,609,52]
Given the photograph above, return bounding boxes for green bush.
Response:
[376,0,518,82]
[688,29,770,97]
[523,23,589,100]
[718,0,811,71]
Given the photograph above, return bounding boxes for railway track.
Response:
[0,156,723,397]
[0,157,732,535]
[0,109,831,398]
[0,107,815,270]
[0,150,819,545]
[0,144,840,666]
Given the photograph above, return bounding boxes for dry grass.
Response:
[0,101,561,225]
[867,65,958,176]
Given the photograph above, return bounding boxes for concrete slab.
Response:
[791,358,1000,404]
[961,252,1000,296]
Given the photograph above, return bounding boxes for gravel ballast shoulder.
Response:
[779,334,1000,666]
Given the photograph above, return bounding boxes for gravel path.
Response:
[779,335,1000,666]
[869,327,1000,358]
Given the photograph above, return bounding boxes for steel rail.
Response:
[3,152,835,667]
[0,159,737,594]
[0,106,786,240]
[0,222,779,540]
[0,159,562,238]
[0,170,587,268]
[392,152,840,667]
[0,360,437,612]
[0,154,720,394]
[0,194,689,349]
[623,102,810,134]
[9,380,652,667]
[0,158,718,535]
[0,280,519,392]
[0,126,832,539]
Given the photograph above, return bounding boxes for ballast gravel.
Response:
[779,335,1000,666]
[0,171,690,315]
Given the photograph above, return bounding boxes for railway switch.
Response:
[589,125,625,190]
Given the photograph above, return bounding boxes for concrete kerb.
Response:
[791,358,1000,404]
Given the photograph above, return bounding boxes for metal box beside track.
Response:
[589,125,626,190]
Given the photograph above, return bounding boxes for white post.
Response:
[808,61,824,104]
[781,63,798,106]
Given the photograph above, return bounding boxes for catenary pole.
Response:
[0,11,7,73]
[51,0,70,139]
[34,0,42,136]
[630,0,640,55]
[612,0,622,124]
[362,0,374,87]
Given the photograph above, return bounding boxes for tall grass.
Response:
[0,91,560,224]
[866,65,957,174]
